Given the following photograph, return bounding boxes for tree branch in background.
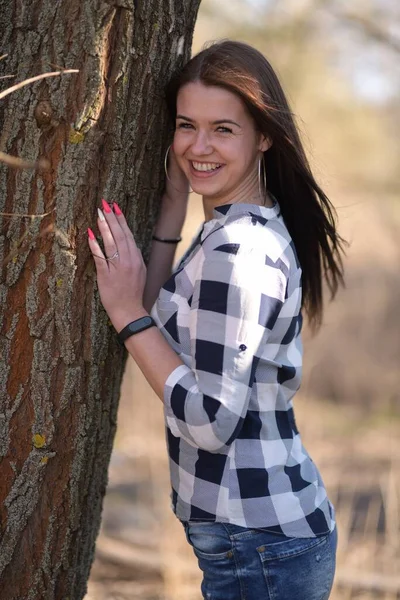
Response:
[0,68,79,101]
[0,150,49,170]
[333,10,400,55]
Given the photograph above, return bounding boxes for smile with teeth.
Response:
[191,161,222,172]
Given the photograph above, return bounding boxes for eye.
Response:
[216,126,233,134]
[176,122,193,130]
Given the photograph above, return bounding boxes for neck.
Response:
[202,183,273,222]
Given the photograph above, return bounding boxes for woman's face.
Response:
[173,81,269,202]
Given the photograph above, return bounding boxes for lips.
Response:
[192,161,222,171]
[190,160,224,178]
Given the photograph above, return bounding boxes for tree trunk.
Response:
[0,0,200,597]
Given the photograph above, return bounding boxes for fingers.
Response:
[112,202,138,250]
[89,199,138,263]
[87,228,109,272]
[98,199,129,256]
[166,145,190,197]
[97,207,118,259]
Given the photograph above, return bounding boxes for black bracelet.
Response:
[117,315,156,346]
[152,234,182,244]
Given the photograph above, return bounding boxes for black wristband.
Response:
[117,315,156,346]
[152,234,182,244]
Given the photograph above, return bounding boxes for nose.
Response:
[190,130,213,155]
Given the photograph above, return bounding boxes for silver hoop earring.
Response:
[258,155,267,204]
[164,144,193,194]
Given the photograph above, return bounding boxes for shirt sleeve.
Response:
[163,236,288,453]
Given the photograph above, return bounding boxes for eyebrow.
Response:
[176,114,241,128]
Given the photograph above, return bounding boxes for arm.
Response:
[142,145,190,313]
[163,242,288,452]
[142,193,187,313]
[88,204,286,453]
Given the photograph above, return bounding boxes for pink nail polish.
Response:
[88,228,95,240]
[102,198,111,213]
[113,202,122,216]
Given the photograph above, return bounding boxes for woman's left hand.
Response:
[87,199,148,333]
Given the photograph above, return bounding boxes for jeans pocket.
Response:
[185,522,234,560]
[184,522,241,600]
[257,530,337,600]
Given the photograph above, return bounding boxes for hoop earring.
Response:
[258,155,267,204]
[164,144,193,194]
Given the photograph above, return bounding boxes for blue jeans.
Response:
[182,521,338,600]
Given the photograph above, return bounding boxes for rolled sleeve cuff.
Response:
[164,363,194,437]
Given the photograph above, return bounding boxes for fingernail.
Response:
[97,207,105,222]
[113,202,122,216]
[88,228,95,240]
[102,198,111,213]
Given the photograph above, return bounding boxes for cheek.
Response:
[222,138,251,164]
[173,131,189,155]
[229,151,255,178]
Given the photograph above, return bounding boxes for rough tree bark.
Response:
[0,0,200,598]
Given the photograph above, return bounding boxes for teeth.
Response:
[192,161,221,172]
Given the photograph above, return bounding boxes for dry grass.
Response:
[87,195,400,600]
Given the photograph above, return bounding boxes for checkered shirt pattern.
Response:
[151,201,335,537]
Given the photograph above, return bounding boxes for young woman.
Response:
[88,40,344,600]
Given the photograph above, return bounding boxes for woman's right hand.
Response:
[164,144,190,203]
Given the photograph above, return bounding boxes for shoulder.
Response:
[201,213,296,272]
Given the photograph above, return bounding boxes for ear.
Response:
[259,134,272,152]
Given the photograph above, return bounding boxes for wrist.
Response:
[154,199,186,239]
[111,307,149,334]
[161,191,189,209]
[152,234,182,244]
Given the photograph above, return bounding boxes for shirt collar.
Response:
[200,200,281,242]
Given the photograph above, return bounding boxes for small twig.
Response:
[0,53,8,62]
[0,74,16,81]
[333,10,400,54]
[0,151,49,170]
[336,569,400,593]
[0,68,79,102]
[47,62,69,72]
[0,209,54,220]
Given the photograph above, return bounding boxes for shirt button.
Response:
[239,344,247,351]
[227,550,233,558]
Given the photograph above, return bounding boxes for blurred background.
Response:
[87,1,400,598]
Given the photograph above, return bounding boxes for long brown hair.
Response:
[165,40,345,328]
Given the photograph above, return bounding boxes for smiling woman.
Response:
[173,82,273,221]
[88,39,345,600]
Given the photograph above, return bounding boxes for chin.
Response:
[190,181,225,196]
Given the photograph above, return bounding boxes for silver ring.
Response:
[106,250,119,261]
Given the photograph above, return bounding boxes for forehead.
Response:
[176,81,250,122]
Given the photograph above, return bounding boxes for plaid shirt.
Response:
[151,201,335,537]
